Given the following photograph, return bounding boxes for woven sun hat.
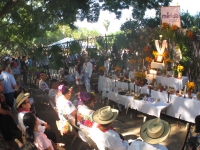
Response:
[140,118,170,144]
[92,106,119,125]
[16,93,30,108]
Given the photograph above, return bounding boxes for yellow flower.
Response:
[177,65,184,72]
[115,67,121,72]
[134,71,146,80]
[99,66,105,71]
[187,82,195,91]
[171,24,179,31]
[164,58,172,64]
[145,57,152,64]
[153,51,159,56]
[187,31,193,39]
[162,22,169,30]
[129,59,136,64]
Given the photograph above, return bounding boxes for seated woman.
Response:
[77,92,97,133]
[56,84,77,123]
[23,112,54,150]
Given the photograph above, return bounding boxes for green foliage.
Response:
[69,41,82,54]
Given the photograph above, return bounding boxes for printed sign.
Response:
[161,6,181,27]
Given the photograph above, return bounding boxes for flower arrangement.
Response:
[187,31,194,39]
[153,51,159,56]
[144,46,149,52]
[99,66,105,71]
[129,59,136,64]
[145,57,152,64]
[187,82,195,92]
[164,58,172,64]
[138,58,143,64]
[115,66,121,72]
[171,24,179,31]
[134,71,146,80]
[162,22,169,30]
[177,65,184,72]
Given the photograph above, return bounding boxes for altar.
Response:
[151,62,165,69]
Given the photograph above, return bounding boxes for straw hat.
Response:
[92,106,118,124]
[16,93,30,108]
[140,118,170,144]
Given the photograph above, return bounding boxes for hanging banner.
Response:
[161,6,181,27]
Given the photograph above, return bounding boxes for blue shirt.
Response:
[65,75,75,82]
[1,71,17,93]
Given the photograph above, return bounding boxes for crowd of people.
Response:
[1,53,200,150]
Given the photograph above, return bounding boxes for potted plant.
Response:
[114,66,122,77]
[187,82,195,96]
[177,65,184,79]
[134,71,146,86]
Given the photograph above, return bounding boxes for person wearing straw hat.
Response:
[90,106,129,150]
[16,92,57,144]
[140,118,170,145]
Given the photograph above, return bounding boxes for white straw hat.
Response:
[92,106,118,124]
[140,118,170,144]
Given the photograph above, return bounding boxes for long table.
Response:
[98,76,200,123]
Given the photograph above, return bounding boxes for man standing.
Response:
[21,56,28,86]
[83,57,93,92]
[1,63,17,108]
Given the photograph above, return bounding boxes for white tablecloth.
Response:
[151,90,200,123]
[128,140,168,150]
[155,76,188,90]
[126,96,171,118]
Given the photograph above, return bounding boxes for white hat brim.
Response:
[140,119,170,144]
[92,108,119,125]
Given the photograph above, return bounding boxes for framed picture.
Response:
[155,55,163,63]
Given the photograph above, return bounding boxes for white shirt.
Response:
[83,62,93,77]
[90,124,129,150]
[34,131,54,150]
[104,60,110,70]
[18,111,45,133]
[56,95,76,120]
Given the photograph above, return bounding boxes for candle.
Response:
[143,59,144,68]
[139,87,141,93]
[134,82,135,92]
[184,85,187,95]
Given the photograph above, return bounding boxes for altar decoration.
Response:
[115,66,122,77]
[134,71,146,86]
[129,59,136,64]
[187,82,195,96]
[171,24,179,31]
[187,30,194,39]
[177,65,184,79]
[144,46,150,52]
[162,22,169,30]
[145,57,153,67]
[99,66,105,76]
[164,58,172,71]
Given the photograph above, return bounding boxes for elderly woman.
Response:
[77,92,97,133]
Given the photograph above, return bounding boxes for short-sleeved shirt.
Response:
[1,71,16,93]
[48,89,57,101]
[56,95,76,120]
[39,81,49,92]
[34,131,54,150]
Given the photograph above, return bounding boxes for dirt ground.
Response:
[0,86,195,150]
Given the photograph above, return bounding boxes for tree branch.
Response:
[0,0,21,18]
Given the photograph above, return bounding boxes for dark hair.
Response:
[1,62,8,71]
[60,80,69,87]
[50,79,58,88]
[20,142,37,150]
[76,63,82,75]
[23,112,36,143]
[78,92,95,105]
[58,84,69,95]
[64,70,69,75]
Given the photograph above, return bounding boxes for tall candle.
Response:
[143,59,144,68]
[134,83,135,92]
[184,85,187,94]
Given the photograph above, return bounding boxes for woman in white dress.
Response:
[75,63,83,92]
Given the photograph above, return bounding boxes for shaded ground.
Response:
[0,85,195,150]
